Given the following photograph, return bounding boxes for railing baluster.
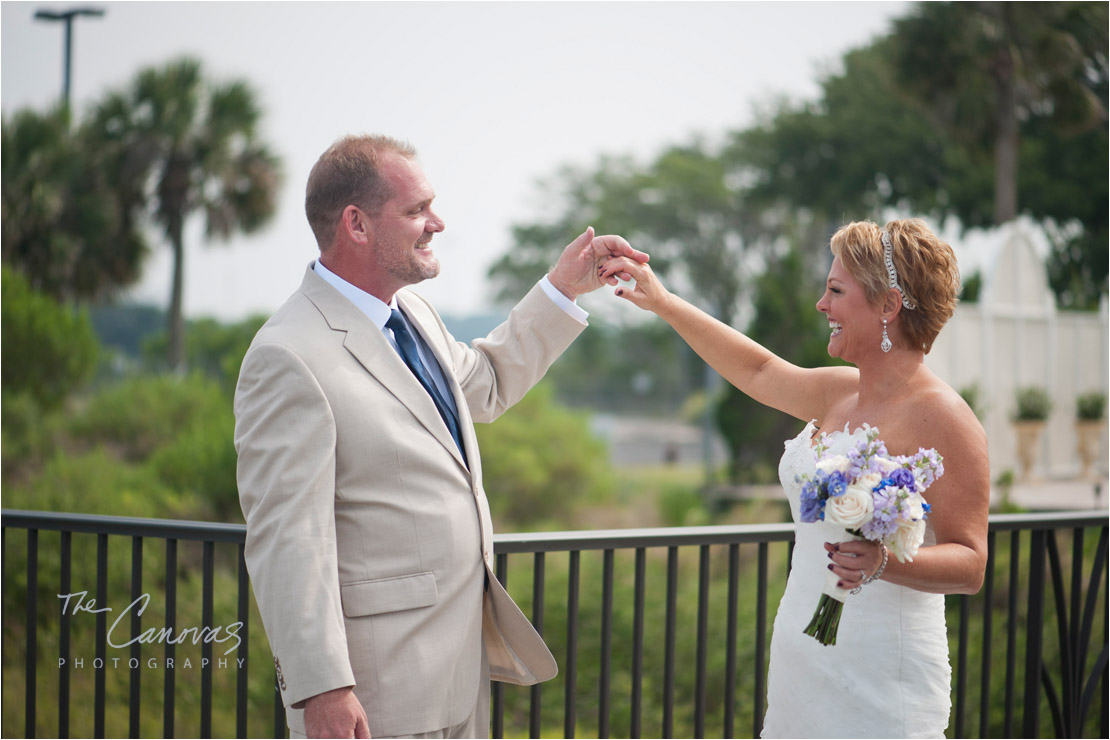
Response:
[236,543,250,739]
[955,594,970,737]
[1045,531,1071,736]
[754,541,770,738]
[60,530,72,739]
[164,539,177,739]
[1004,529,1021,737]
[663,546,678,738]
[201,540,215,739]
[95,533,108,739]
[724,543,739,739]
[631,547,645,739]
[492,553,508,740]
[694,544,709,738]
[599,549,614,739]
[273,668,285,739]
[1024,528,1048,737]
[979,530,995,738]
[25,528,39,739]
[529,552,546,740]
[129,535,142,738]
[564,550,580,739]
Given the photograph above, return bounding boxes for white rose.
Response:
[888,518,927,563]
[905,492,927,520]
[856,473,882,491]
[875,456,902,474]
[815,454,852,475]
[824,485,874,529]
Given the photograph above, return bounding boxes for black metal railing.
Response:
[2,509,1107,738]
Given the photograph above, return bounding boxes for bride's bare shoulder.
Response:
[906,378,987,452]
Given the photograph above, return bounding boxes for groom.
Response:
[234,134,646,738]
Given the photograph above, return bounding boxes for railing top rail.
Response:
[1,509,247,543]
[986,509,1109,531]
[492,522,797,553]
[2,508,1106,550]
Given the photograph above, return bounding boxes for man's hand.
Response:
[547,227,649,301]
[303,687,371,739]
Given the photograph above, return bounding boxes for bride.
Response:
[603,218,989,738]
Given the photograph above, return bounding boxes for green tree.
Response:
[0,266,98,409]
[1,107,147,300]
[890,1,1107,225]
[490,141,763,326]
[715,244,838,482]
[88,58,282,372]
[475,382,613,528]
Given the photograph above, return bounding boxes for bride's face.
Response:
[816,256,881,362]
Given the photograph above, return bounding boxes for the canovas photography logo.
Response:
[57,590,245,670]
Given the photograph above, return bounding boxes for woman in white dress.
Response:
[602,218,990,738]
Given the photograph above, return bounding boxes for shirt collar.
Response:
[313,259,396,330]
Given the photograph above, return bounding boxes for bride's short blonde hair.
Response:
[829,219,960,354]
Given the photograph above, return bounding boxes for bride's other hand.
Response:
[602,257,674,314]
[825,540,884,589]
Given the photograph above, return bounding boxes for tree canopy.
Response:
[88,58,282,371]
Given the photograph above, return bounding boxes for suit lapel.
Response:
[298,267,468,471]
[397,292,477,471]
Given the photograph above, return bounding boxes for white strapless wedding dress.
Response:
[762,422,952,738]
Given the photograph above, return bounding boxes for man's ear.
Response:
[342,205,371,246]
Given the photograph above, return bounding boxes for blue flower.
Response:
[800,495,823,523]
[889,467,916,491]
[826,471,848,497]
[799,480,824,523]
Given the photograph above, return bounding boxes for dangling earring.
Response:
[881,319,892,353]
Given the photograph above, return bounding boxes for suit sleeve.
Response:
[234,341,356,707]
[450,281,587,423]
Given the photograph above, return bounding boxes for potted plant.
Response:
[1013,386,1053,481]
[1075,391,1107,480]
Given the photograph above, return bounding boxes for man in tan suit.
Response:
[234,135,646,738]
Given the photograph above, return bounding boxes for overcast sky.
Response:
[2,0,910,321]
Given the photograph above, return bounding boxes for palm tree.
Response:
[89,58,282,372]
[890,1,1107,224]
[2,106,147,301]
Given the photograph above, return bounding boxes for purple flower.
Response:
[889,467,916,491]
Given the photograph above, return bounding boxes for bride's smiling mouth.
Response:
[828,320,843,337]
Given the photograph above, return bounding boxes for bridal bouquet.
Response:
[798,424,943,646]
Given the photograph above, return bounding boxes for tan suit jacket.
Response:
[234,265,580,736]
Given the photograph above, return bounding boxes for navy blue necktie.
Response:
[386,310,467,463]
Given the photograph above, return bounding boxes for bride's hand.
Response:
[825,540,884,590]
[601,256,673,314]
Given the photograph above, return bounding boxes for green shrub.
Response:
[1013,386,1053,421]
[1,266,99,408]
[475,382,614,528]
[1076,391,1107,420]
[2,447,208,520]
[68,373,230,461]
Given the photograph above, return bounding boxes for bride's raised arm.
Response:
[602,257,853,424]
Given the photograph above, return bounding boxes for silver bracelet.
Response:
[851,543,888,595]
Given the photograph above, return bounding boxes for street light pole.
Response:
[33,7,105,107]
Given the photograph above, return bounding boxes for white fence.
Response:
[926,221,1109,481]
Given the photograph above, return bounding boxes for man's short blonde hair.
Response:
[304,135,416,249]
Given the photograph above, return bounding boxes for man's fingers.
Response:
[592,234,649,263]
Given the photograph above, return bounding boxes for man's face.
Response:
[366,153,445,290]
